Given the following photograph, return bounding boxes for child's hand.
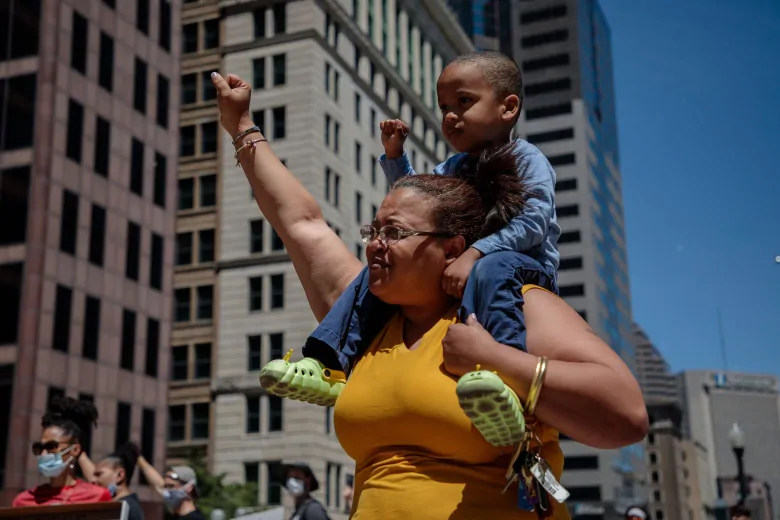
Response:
[380,119,409,159]
[442,248,482,298]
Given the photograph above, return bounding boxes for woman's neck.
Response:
[400,295,458,347]
[49,472,77,488]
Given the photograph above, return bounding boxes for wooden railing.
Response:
[0,501,127,520]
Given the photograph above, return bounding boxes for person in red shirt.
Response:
[12,396,111,507]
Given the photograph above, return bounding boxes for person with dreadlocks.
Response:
[12,396,111,506]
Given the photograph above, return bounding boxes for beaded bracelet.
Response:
[232,125,262,145]
[234,138,267,166]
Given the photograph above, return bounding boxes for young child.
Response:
[260,51,561,447]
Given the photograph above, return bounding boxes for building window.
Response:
[270,274,284,310]
[248,335,262,371]
[655,511,664,520]
[89,204,106,266]
[130,138,145,196]
[355,191,362,223]
[145,318,159,377]
[115,402,131,448]
[180,126,195,157]
[558,231,581,244]
[66,99,84,163]
[267,461,283,505]
[150,233,164,290]
[200,174,217,207]
[199,229,215,263]
[269,333,283,360]
[157,74,169,128]
[652,471,659,483]
[563,455,599,470]
[558,284,585,298]
[183,23,198,53]
[653,490,661,502]
[520,5,567,24]
[178,178,194,210]
[268,396,283,431]
[201,122,218,154]
[253,110,266,135]
[354,141,362,173]
[272,54,286,86]
[200,71,217,101]
[273,3,286,34]
[1,0,40,59]
[125,222,141,281]
[153,152,167,207]
[526,102,573,121]
[168,405,185,441]
[556,204,579,217]
[567,486,601,502]
[522,54,571,73]
[649,452,658,465]
[174,288,191,323]
[250,220,264,253]
[159,0,172,51]
[52,285,73,352]
[133,58,148,114]
[71,11,88,74]
[171,346,188,381]
[272,107,286,140]
[271,228,284,251]
[246,396,260,433]
[141,407,156,473]
[527,128,574,144]
[191,403,210,439]
[555,178,577,192]
[253,9,266,39]
[176,233,193,266]
[1,74,37,151]
[370,109,377,138]
[82,296,101,360]
[94,117,111,177]
[120,309,136,371]
[196,285,213,320]
[521,29,568,48]
[334,122,340,153]
[59,190,78,256]
[194,343,212,379]
[98,32,114,91]
[525,78,571,97]
[354,92,361,123]
[253,58,266,89]
[136,0,150,34]
[558,257,583,271]
[249,277,263,311]
[182,74,197,104]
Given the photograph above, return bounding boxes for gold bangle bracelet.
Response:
[525,356,548,416]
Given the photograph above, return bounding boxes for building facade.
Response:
[0,0,181,511]
[633,323,679,401]
[446,0,513,53]
[209,0,472,517]
[168,0,222,468]
[678,371,780,520]
[510,0,640,517]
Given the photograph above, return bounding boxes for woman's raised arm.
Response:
[212,72,362,319]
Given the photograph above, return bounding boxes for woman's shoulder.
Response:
[70,480,112,502]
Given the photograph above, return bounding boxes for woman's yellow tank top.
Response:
[334,306,571,520]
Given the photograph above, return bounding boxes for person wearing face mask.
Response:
[156,466,204,519]
[284,463,331,520]
[12,396,111,506]
[90,443,145,520]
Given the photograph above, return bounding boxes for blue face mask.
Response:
[37,445,75,478]
[107,483,118,497]
[162,486,191,511]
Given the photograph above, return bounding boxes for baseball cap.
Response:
[167,466,199,497]
[627,508,648,520]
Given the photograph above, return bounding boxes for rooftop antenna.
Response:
[716,306,728,371]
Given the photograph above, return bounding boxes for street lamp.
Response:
[729,423,748,506]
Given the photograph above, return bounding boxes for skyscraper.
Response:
[511,0,640,517]
[207,0,472,517]
[0,0,181,511]
[447,0,512,52]
[633,323,679,401]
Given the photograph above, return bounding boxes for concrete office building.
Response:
[633,323,679,401]
[168,0,222,468]
[678,371,780,520]
[209,0,471,517]
[0,0,180,512]
[510,1,641,517]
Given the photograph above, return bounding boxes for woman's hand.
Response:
[442,314,499,376]
[211,72,254,138]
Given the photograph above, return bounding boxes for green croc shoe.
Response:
[259,350,346,407]
[456,365,525,447]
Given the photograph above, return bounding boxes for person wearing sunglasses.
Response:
[128,455,205,520]
[13,396,111,507]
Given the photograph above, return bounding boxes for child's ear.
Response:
[444,235,466,261]
[502,94,521,122]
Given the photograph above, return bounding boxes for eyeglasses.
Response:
[32,441,69,456]
[360,224,452,246]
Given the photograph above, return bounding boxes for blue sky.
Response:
[597,0,780,376]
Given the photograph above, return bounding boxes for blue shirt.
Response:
[379,139,560,274]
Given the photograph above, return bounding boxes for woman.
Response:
[13,396,111,506]
[89,443,145,520]
[211,72,648,519]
